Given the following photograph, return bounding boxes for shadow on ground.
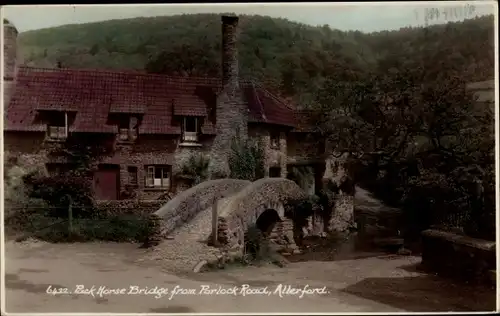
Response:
[342,271,497,312]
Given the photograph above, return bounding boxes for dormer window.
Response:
[270,131,280,149]
[117,115,138,142]
[181,117,199,144]
[47,111,68,140]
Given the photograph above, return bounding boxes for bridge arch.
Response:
[214,178,307,253]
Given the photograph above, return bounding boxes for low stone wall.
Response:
[95,200,165,217]
[421,229,496,285]
[154,179,250,236]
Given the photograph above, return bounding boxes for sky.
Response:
[1,2,497,34]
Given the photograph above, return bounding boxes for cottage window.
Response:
[118,116,138,141]
[270,131,280,149]
[181,117,199,143]
[145,165,171,188]
[127,166,138,186]
[47,112,68,140]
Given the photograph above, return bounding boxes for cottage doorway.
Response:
[94,164,120,200]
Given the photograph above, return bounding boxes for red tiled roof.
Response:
[5,67,297,134]
[173,95,208,116]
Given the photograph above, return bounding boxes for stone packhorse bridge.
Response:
[149,174,357,272]
[150,178,307,269]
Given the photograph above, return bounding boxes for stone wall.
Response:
[95,200,166,217]
[3,19,19,106]
[4,131,216,200]
[215,178,306,254]
[322,152,356,233]
[421,229,496,285]
[248,125,288,178]
[208,16,248,177]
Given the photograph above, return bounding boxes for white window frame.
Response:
[145,165,170,188]
[182,117,199,143]
[47,111,68,140]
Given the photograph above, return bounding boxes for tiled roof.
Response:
[5,67,298,134]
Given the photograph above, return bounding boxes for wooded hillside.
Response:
[19,14,495,105]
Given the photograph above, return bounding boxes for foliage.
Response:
[312,34,495,240]
[24,135,114,217]
[179,152,210,185]
[6,203,162,243]
[228,136,265,181]
[287,165,314,191]
[19,14,494,106]
[24,173,95,218]
[21,214,157,243]
[48,134,113,172]
[3,152,46,211]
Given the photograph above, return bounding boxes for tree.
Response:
[312,48,495,239]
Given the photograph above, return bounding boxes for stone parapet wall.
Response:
[155,179,250,236]
[421,229,496,285]
[328,193,355,233]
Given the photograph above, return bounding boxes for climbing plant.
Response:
[228,136,265,181]
[179,152,211,185]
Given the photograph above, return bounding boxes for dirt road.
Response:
[2,240,496,313]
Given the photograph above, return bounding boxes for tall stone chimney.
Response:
[208,15,248,178]
[221,15,239,89]
[3,19,19,106]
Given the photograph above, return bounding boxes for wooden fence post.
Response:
[212,198,219,246]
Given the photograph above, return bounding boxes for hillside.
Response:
[18,14,495,104]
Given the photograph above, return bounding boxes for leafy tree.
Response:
[312,47,495,240]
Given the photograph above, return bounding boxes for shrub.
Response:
[179,153,210,185]
[24,172,95,218]
[35,214,158,243]
[7,200,163,243]
[229,137,265,181]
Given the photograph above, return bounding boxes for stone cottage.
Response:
[3,16,329,203]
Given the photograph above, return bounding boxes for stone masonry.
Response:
[4,132,209,200]
[249,126,288,178]
[3,19,19,106]
[208,15,248,178]
[323,152,356,234]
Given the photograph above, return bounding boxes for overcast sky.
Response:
[1,2,497,34]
